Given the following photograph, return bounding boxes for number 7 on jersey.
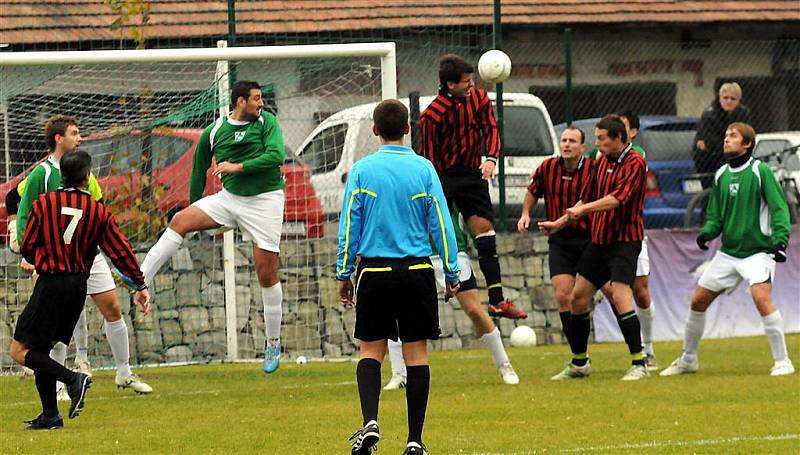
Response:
[61,207,84,244]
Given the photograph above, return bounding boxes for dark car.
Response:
[555,116,699,228]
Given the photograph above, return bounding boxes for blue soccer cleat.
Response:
[263,340,281,374]
[111,267,138,293]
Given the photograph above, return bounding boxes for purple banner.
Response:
[594,226,800,342]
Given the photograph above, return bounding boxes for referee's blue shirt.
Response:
[336,144,461,283]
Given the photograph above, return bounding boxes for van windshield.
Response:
[496,105,554,157]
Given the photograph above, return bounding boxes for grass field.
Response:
[1,335,798,454]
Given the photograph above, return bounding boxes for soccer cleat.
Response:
[110,267,138,293]
[550,360,592,380]
[403,442,429,455]
[498,362,520,385]
[24,413,63,430]
[115,373,153,394]
[263,340,281,374]
[66,372,92,419]
[488,300,528,319]
[621,364,649,381]
[75,359,93,377]
[56,383,70,402]
[659,356,698,377]
[643,353,659,371]
[770,359,795,376]
[383,373,407,391]
[349,420,380,454]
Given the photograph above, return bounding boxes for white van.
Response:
[295,92,559,220]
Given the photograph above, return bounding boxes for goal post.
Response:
[0,42,397,368]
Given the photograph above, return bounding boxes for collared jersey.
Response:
[16,155,103,245]
[336,144,460,282]
[190,111,286,203]
[700,158,790,258]
[582,145,646,244]
[419,86,501,172]
[21,188,145,288]
[527,155,594,237]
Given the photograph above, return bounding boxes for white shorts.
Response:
[87,253,115,295]
[697,251,776,294]
[431,252,473,292]
[192,189,284,253]
[636,237,650,277]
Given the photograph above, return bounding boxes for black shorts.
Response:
[14,273,88,352]
[441,167,494,222]
[548,234,591,277]
[576,241,642,289]
[354,257,439,342]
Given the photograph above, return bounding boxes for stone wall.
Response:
[0,232,564,370]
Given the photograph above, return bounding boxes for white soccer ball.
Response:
[509,325,537,347]
[296,355,307,365]
[478,49,512,84]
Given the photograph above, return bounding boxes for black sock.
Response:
[617,311,645,366]
[569,312,591,366]
[559,311,573,344]
[475,235,504,305]
[356,358,382,425]
[24,350,76,385]
[405,365,430,444]
[34,373,58,417]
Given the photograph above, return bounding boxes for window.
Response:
[85,132,193,177]
[499,106,555,157]
[637,123,697,161]
[300,124,348,174]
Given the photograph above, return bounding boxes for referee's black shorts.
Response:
[576,241,642,289]
[548,233,591,278]
[354,257,439,343]
[440,166,494,222]
[13,273,88,352]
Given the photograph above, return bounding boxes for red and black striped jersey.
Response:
[20,188,146,287]
[527,156,594,236]
[419,86,500,172]
[582,146,646,244]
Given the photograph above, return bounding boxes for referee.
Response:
[9,151,149,429]
[518,127,594,348]
[419,53,527,320]
[338,100,460,455]
[539,116,649,381]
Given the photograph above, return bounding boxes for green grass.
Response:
[2,335,798,454]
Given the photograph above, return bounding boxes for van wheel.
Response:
[684,189,711,228]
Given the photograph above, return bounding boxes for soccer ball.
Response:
[478,50,512,84]
[509,325,537,347]
[296,355,307,365]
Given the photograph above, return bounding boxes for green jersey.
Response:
[431,202,469,255]
[700,158,790,258]
[587,143,646,161]
[16,156,103,245]
[190,111,286,203]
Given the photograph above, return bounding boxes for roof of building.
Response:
[1,1,798,45]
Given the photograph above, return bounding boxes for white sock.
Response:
[481,327,509,368]
[73,308,89,363]
[104,318,132,377]
[387,339,407,378]
[140,227,183,287]
[762,310,789,362]
[636,304,655,356]
[683,310,706,363]
[262,283,283,342]
[50,343,68,390]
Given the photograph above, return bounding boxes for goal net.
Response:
[0,42,396,370]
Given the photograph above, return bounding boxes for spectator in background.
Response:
[693,82,751,187]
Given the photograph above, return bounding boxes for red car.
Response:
[0,127,324,244]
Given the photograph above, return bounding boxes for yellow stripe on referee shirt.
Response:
[339,188,378,276]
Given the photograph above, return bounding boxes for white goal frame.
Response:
[1,42,398,361]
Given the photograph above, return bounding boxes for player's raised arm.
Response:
[189,126,215,204]
[240,113,285,171]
